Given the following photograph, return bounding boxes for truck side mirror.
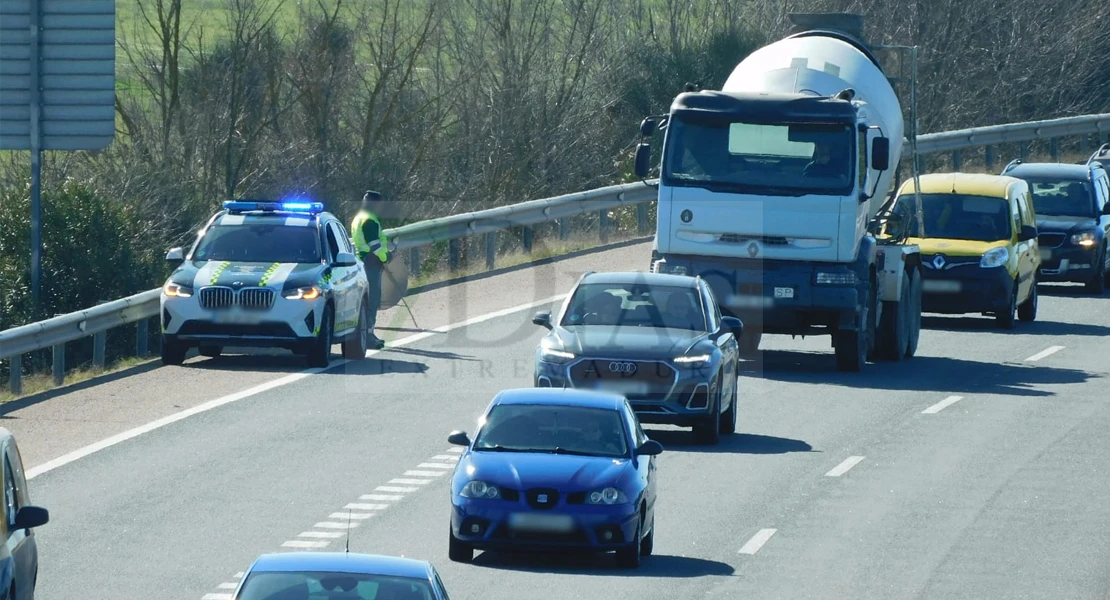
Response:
[639,118,657,137]
[634,143,652,178]
[871,137,890,171]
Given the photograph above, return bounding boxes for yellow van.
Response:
[878,173,1040,328]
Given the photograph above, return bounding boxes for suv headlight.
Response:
[539,346,575,364]
[163,282,193,298]
[283,286,321,300]
[460,481,502,499]
[980,247,1009,268]
[586,487,628,505]
[1070,232,1096,247]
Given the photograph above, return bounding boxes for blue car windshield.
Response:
[192,224,322,263]
[235,572,433,600]
[560,283,706,331]
[474,404,629,458]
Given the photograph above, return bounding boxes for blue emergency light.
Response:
[222,200,325,214]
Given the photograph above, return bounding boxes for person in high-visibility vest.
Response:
[351,189,392,350]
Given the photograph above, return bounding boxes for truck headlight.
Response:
[816,271,857,285]
[980,247,1009,268]
[163,282,192,298]
[586,487,628,505]
[460,481,502,499]
[283,286,321,300]
[1070,232,1096,248]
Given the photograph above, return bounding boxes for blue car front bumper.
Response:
[451,495,639,553]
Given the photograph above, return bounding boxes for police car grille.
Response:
[239,288,275,310]
[199,287,234,309]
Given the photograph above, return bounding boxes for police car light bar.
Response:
[222,200,325,214]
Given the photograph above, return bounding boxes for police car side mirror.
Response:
[335,251,358,267]
[166,247,184,262]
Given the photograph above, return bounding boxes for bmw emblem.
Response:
[747,242,759,257]
[932,254,946,269]
[232,281,244,287]
[680,209,692,223]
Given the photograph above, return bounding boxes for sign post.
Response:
[0,0,117,311]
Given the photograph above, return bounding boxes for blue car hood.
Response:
[462,450,629,491]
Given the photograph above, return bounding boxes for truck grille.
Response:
[719,234,788,245]
[568,360,677,387]
[198,286,275,310]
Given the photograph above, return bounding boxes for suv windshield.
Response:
[192,224,322,263]
[236,572,433,600]
[1025,179,1096,217]
[662,116,855,196]
[893,193,1013,242]
[474,404,628,458]
[560,283,706,331]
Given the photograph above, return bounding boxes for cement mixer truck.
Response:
[632,13,924,372]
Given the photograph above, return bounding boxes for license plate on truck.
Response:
[773,287,794,299]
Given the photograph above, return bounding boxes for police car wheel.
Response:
[161,340,187,365]
[342,301,369,359]
[307,305,333,368]
[199,345,222,358]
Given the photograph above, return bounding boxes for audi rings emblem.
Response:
[608,361,637,374]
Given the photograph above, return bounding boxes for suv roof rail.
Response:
[1001,158,1022,174]
[1087,143,1110,165]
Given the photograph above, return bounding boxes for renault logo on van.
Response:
[747,242,759,257]
[932,254,946,269]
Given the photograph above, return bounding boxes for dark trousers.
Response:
[363,256,382,336]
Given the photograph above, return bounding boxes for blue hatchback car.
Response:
[446,388,663,568]
[231,552,452,599]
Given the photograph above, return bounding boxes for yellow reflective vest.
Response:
[351,210,388,263]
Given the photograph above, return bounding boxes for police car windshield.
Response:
[193,224,322,263]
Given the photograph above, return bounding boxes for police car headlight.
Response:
[163,282,192,298]
[283,286,321,300]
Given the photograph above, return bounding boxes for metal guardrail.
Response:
[2,111,1109,394]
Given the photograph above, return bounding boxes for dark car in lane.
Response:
[531,271,743,445]
[446,388,662,569]
[1001,160,1110,293]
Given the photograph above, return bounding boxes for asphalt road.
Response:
[27,269,1110,599]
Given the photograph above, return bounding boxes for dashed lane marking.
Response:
[824,456,865,477]
[739,528,777,555]
[1025,345,1064,362]
[922,395,963,414]
[199,448,462,599]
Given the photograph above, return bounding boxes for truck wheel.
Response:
[738,330,761,358]
[835,282,875,372]
[876,271,911,361]
[1018,279,1038,322]
[904,267,922,357]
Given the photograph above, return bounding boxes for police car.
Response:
[159,200,372,367]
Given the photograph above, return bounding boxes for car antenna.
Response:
[345,508,352,553]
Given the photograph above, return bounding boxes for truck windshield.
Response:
[1025,179,1096,217]
[662,116,855,196]
[893,193,1013,242]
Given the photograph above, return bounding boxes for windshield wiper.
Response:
[475,444,530,452]
[548,447,599,457]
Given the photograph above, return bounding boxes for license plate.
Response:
[773,287,794,299]
[508,513,575,533]
[212,311,263,325]
[922,279,961,293]
[593,380,650,395]
[1039,248,1053,260]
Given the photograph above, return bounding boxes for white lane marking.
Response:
[404,470,448,477]
[281,540,329,549]
[739,528,777,555]
[1025,345,1065,362]
[825,456,866,477]
[313,521,358,529]
[344,503,389,511]
[430,455,459,461]
[376,486,418,493]
[447,447,464,453]
[217,583,238,590]
[360,494,404,502]
[330,512,374,520]
[389,478,433,485]
[298,531,344,538]
[29,293,569,479]
[416,462,455,469]
[922,395,963,414]
[235,573,244,578]
[202,595,233,600]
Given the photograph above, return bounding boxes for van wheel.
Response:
[996,284,1017,329]
[1018,280,1038,322]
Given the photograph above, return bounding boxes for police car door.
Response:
[325,221,358,334]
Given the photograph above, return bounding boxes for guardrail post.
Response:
[485,232,496,269]
[409,248,421,277]
[93,300,107,368]
[637,204,648,234]
[52,343,64,386]
[8,355,21,395]
[599,209,609,244]
[1049,138,1059,161]
[137,318,149,357]
[985,146,995,170]
[1019,142,1027,161]
[558,218,568,241]
[1080,135,1088,155]
[448,239,460,271]
[951,150,961,170]
[522,226,533,254]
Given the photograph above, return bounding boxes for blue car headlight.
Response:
[980,247,1009,268]
[586,487,629,505]
[460,480,502,499]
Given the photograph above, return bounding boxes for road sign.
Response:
[0,0,116,308]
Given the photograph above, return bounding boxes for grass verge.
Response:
[1,356,155,404]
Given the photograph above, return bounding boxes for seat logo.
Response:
[537,494,548,503]
[932,254,946,269]
[608,361,637,373]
